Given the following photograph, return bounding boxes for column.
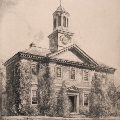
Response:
[76,94,79,113]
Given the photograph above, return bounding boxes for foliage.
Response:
[38,62,56,117]
[0,60,6,93]
[19,105,39,116]
[107,82,118,109]
[13,60,31,115]
[0,60,8,115]
[89,73,111,118]
[56,81,70,118]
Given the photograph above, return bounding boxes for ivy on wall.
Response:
[6,63,16,115]
[6,59,83,117]
[38,62,56,116]
[18,60,40,115]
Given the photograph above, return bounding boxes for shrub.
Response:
[89,73,111,118]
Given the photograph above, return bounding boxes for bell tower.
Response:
[48,2,74,53]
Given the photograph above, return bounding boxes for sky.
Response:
[0,0,120,86]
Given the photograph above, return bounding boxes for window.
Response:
[67,18,68,28]
[70,68,76,80]
[58,16,61,26]
[63,16,66,27]
[54,19,56,28]
[84,93,89,106]
[32,90,37,105]
[56,67,62,78]
[31,64,37,75]
[84,70,89,81]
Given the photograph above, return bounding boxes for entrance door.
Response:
[69,96,77,113]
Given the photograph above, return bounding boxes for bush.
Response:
[89,73,111,118]
[79,108,89,117]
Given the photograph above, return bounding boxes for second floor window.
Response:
[31,64,37,75]
[84,70,89,81]
[56,67,62,78]
[70,68,75,80]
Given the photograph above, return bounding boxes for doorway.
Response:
[69,96,77,113]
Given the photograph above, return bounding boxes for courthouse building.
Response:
[5,4,116,115]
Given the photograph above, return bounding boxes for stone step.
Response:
[70,113,86,118]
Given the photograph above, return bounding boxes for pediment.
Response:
[52,50,84,63]
[67,86,80,92]
[48,44,98,66]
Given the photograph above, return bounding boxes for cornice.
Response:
[4,52,116,74]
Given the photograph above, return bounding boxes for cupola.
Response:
[53,5,70,32]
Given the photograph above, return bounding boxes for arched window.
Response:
[63,16,66,27]
[54,19,56,28]
[58,16,61,26]
[67,18,68,28]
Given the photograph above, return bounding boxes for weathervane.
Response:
[60,0,61,6]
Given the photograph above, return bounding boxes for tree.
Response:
[0,59,7,115]
[89,73,111,118]
[57,81,70,118]
[38,63,56,116]
[108,82,118,108]
[107,82,118,115]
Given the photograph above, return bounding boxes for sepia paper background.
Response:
[0,0,120,87]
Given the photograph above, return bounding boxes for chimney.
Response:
[29,42,36,48]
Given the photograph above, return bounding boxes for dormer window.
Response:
[84,70,89,81]
[63,16,66,27]
[70,68,76,80]
[56,67,62,78]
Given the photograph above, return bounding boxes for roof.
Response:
[48,44,115,70]
[48,44,98,66]
[117,85,120,92]
[21,46,50,57]
[56,5,66,12]
[53,5,70,15]
[95,60,114,69]
[4,43,116,73]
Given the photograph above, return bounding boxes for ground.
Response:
[1,116,120,120]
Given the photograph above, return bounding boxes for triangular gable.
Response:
[48,44,98,66]
[51,50,84,63]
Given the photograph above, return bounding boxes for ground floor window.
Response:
[31,89,37,105]
[84,93,89,106]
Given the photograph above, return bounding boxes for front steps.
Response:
[70,112,86,118]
